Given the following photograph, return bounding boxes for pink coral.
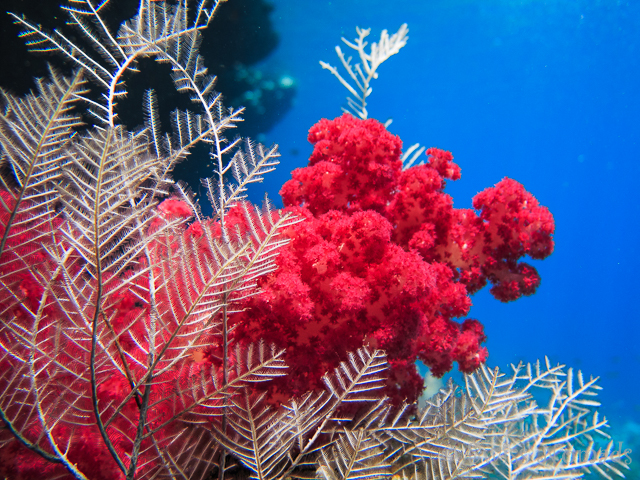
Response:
[244,114,554,403]
[281,113,403,215]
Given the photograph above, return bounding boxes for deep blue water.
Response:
[253,0,640,429]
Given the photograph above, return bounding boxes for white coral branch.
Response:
[320,24,409,119]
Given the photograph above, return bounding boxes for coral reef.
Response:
[0,1,628,479]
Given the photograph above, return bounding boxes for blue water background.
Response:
[249,0,639,427]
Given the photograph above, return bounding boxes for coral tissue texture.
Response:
[239,113,555,404]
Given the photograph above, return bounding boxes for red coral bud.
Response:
[471,178,554,301]
[473,178,555,261]
[281,161,344,214]
[157,198,193,218]
[425,147,461,180]
[453,319,489,373]
[283,113,403,215]
[386,163,454,249]
[489,262,541,302]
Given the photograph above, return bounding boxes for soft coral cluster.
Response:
[237,113,555,403]
[0,195,225,479]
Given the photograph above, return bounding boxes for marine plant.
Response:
[0,1,631,479]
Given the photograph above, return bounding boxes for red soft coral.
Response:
[387,150,554,302]
[473,178,555,260]
[240,115,554,404]
[281,113,403,215]
[233,206,474,404]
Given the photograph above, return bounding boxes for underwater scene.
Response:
[262,0,640,470]
[267,0,640,418]
[0,0,637,478]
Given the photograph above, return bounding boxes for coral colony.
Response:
[0,1,631,479]
[237,113,555,404]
